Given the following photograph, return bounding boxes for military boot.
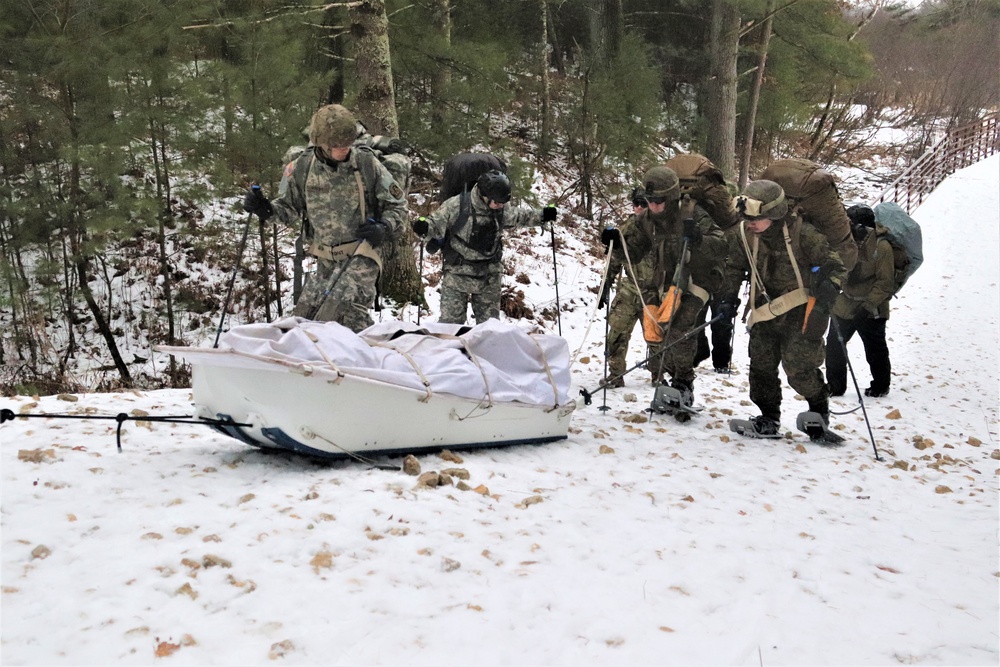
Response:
[671,380,695,423]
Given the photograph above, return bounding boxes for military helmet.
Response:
[477,169,512,203]
[642,166,680,203]
[309,104,359,148]
[737,180,788,221]
[846,203,876,228]
[630,186,648,208]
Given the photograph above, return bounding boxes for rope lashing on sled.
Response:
[366,341,434,402]
[304,329,345,378]
[527,335,561,411]
[0,408,251,453]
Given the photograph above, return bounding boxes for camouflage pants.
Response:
[439,269,502,325]
[647,294,704,387]
[606,285,643,379]
[747,307,829,422]
[292,256,379,333]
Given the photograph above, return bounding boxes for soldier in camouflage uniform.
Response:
[412,170,556,324]
[825,204,895,398]
[243,104,407,332]
[719,180,847,436]
[607,167,727,418]
[597,188,648,387]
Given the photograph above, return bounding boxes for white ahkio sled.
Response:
[157,318,576,460]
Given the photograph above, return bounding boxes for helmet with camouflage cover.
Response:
[737,180,788,221]
[642,166,680,202]
[308,104,359,148]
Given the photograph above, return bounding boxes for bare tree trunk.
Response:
[430,0,451,132]
[539,0,552,156]
[63,84,132,387]
[738,2,773,188]
[590,0,624,67]
[347,0,421,313]
[704,0,740,181]
[348,0,398,136]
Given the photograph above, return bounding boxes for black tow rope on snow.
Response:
[579,313,725,406]
[0,409,251,453]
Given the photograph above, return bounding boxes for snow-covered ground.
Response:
[2,155,997,666]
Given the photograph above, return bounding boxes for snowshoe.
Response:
[729,415,782,439]
[649,385,701,421]
[864,386,889,398]
[796,411,846,445]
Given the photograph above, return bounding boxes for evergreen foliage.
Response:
[1,0,975,393]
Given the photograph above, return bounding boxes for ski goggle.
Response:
[645,195,669,205]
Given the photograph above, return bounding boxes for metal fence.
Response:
[876,113,1000,214]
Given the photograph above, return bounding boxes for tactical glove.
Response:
[600,226,621,250]
[597,284,612,309]
[426,237,445,254]
[358,220,390,248]
[683,218,702,246]
[716,297,740,321]
[814,279,841,307]
[411,216,429,237]
[243,186,273,221]
[542,205,558,223]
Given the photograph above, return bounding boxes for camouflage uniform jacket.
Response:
[425,185,545,279]
[612,206,726,306]
[832,228,894,320]
[271,146,407,250]
[723,214,847,308]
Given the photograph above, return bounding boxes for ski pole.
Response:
[580,313,725,406]
[831,317,882,461]
[417,237,424,324]
[214,208,254,348]
[550,222,561,336]
[599,289,611,412]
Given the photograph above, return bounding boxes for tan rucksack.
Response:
[760,158,858,271]
[666,153,740,231]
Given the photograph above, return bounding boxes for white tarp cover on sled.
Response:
[219,317,571,407]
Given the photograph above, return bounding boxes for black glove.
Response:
[850,222,868,243]
[814,278,841,307]
[358,219,390,248]
[598,284,612,309]
[411,216,429,237]
[542,205,557,223]
[243,186,273,221]
[600,226,621,250]
[683,218,702,246]
[426,237,445,254]
[716,297,739,321]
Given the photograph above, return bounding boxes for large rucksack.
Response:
[665,153,740,231]
[761,158,858,271]
[872,202,923,293]
[438,152,507,202]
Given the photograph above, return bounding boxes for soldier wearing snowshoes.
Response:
[826,204,895,398]
[721,180,847,441]
[598,187,648,388]
[609,166,728,421]
[242,104,407,332]
[412,170,556,324]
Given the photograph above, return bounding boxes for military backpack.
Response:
[761,158,858,271]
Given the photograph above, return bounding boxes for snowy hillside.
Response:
[1,155,997,666]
